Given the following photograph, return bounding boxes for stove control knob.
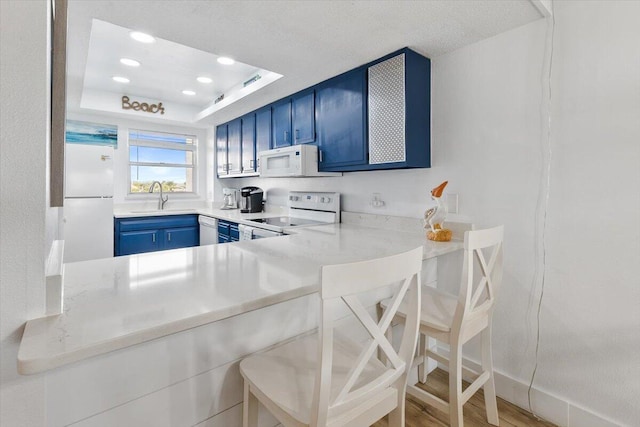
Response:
[289,195,299,201]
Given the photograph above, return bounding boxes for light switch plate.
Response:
[446,193,459,214]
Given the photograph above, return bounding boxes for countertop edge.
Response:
[17,284,317,375]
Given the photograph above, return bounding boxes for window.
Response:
[129,129,197,194]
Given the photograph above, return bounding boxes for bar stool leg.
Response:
[417,333,428,384]
[449,338,464,427]
[243,382,258,427]
[482,326,499,425]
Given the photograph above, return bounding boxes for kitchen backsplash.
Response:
[226,165,459,219]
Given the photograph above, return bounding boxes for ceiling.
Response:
[66,0,545,128]
[83,19,275,107]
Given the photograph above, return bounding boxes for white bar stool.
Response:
[379,225,504,427]
[239,247,424,427]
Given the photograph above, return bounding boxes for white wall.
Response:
[537,1,639,424]
[0,0,52,425]
[225,2,640,425]
[67,111,210,207]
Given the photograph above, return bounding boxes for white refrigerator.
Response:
[63,144,114,263]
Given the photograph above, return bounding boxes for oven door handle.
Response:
[250,226,283,239]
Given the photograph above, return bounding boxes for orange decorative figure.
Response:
[424,181,452,242]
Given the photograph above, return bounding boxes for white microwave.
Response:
[258,145,341,177]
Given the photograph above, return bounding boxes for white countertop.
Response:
[18,221,463,375]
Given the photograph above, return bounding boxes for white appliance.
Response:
[221,188,238,209]
[63,144,114,263]
[258,145,341,178]
[199,216,218,245]
[238,224,283,241]
[246,191,341,233]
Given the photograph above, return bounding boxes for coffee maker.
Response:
[221,188,238,209]
[240,186,264,213]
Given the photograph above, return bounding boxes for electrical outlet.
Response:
[371,193,385,208]
[446,193,458,214]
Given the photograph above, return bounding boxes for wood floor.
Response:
[372,368,557,427]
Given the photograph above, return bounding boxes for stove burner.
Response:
[249,217,325,227]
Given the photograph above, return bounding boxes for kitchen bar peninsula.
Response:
[18,222,463,426]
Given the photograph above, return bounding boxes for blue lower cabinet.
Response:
[217,220,239,243]
[164,226,199,250]
[118,230,161,256]
[217,221,230,237]
[115,215,199,256]
[229,223,240,241]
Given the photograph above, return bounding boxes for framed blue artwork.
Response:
[65,120,118,147]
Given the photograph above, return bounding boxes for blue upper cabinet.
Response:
[255,107,271,173]
[227,118,242,175]
[272,100,292,148]
[216,48,430,175]
[217,110,268,178]
[292,90,315,145]
[241,113,256,173]
[316,69,367,170]
[365,49,430,170]
[255,107,272,154]
[216,124,228,176]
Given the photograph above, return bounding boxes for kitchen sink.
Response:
[129,208,196,214]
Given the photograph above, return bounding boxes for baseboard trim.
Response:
[430,346,623,427]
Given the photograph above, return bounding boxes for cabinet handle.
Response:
[319,150,323,162]
[250,159,255,169]
[295,129,299,140]
[168,232,171,242]
[152,234,156,243]
[257,158,260,168]
[284,131,289,143]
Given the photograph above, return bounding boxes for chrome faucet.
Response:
[149,181,168,210]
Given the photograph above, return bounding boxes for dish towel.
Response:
[239,224,254,241]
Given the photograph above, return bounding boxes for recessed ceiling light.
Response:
[217,57,235,65]
[129,31,155,43]
[182,90,196,96]
[197,76,213,84]
[120,58,141,67]
[112,76,130,83]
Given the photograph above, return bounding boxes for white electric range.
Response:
[239,191,340,239]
